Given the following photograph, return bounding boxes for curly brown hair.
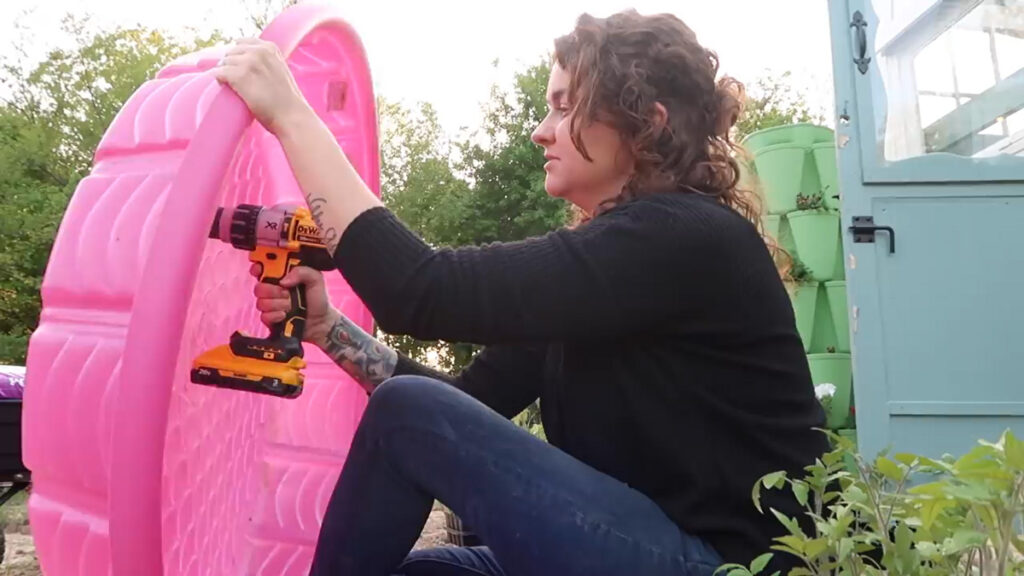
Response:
[553,10,785,271]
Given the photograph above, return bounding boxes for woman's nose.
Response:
[531,120,552,146]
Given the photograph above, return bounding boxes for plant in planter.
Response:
[814,382,836,421]
[806,352,852,429]
[788,191,840,283]
[716,429,1024,576]
[811,142,840,211]
[787,258,819,353]
[796,191,826,211]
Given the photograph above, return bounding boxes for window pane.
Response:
[868,0,1024,161]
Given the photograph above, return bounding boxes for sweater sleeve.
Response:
[333,200,723,345]
[391,344,546,419]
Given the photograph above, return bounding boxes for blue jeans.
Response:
[308,375,724,576]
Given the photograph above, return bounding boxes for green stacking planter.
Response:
[810,287,838,353]
[788,209,841,282]
[812,142,840,211]
[832,228,846,280]
[825,281,850,353]
[789,282,819,352]
[745,123,856,432]
[763,214,781,242]
[808,353,853,429]
[754,144,806,214]
[763,214,795,255]
[742,123,834,154]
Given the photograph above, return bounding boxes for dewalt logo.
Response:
[296,223,319,237]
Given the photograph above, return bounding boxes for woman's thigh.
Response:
[371,375,723,576]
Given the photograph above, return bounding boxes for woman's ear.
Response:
[651,102,668,135]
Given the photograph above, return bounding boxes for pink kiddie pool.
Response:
[22,5,379,575]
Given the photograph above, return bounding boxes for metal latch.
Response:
[849,216,895,254]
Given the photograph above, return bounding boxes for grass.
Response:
[0,486,29,529]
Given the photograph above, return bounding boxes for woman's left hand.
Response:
[214,38,311,136]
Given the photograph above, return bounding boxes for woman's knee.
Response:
[363,375,453,426]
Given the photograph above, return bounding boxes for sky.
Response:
[0,0,837,136]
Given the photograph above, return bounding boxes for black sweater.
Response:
[332,191,829,572]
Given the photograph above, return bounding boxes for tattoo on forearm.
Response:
[322,314,397,393]
[308,196,340,253]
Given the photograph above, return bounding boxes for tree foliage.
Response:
[734,70,828,142]
[236,0,301,36]
[0,16,221,364]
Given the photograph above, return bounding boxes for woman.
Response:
[216,10,829,576]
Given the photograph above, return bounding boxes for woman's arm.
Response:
[214,39,385,254]
[314,308,398,394]
[315,309,545,418]
[274,108,382,255]
[332,201,726,345]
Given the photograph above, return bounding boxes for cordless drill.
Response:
[190,203,335,399]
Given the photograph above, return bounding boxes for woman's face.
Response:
[531,63,633,215]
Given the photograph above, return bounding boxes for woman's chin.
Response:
[544,180,571,200]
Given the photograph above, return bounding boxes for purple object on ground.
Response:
[0,366,25,399]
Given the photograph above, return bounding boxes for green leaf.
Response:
[773,535,806,554]
[892,452,919,467]
[945,482,993,501]
[844,484,868,504]
[830,510,855,539]
[803,537,829,559]
[942,528,988,555]
[749,552,773,574]
[917,499,952,530]
[915,540,940,559]
[770,509,806,538]
[895,521,912,548]
[1004,430,1024,471]
[907,481,947,496]
[769,544,802,559]
[822,449,845,468]
[753,472,787,514]
[915,455,954,473]
[762,471,788,490]
[953,445,1005,480]
[838,537,855,562]
[792,482,809,507]
[752,483,764,514]
[875,456,904,482]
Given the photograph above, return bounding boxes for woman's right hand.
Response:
[251,264,339,350]
[251,263,398,393]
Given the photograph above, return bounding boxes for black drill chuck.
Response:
[209,205,263,250]
[209,207,223,238]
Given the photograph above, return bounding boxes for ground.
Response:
[0,490,452,575]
